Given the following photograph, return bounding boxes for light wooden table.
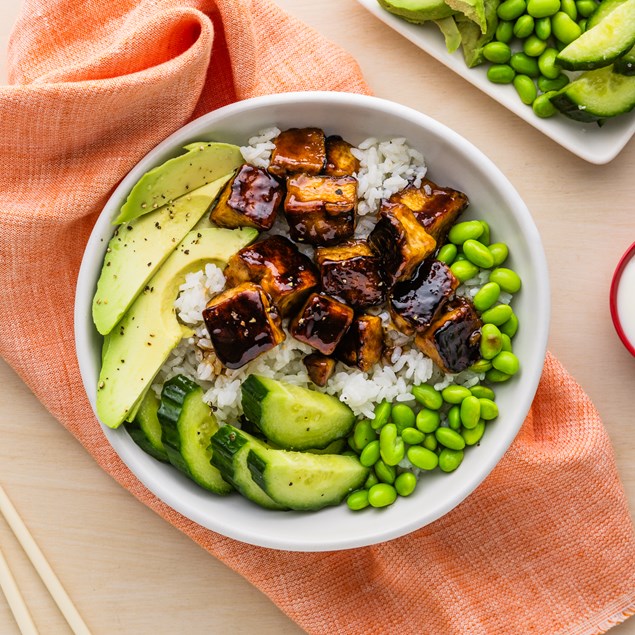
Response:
[1,1,633,633]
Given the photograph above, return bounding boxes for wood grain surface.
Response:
[1,0,633,633]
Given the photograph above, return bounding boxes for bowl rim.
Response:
[610,241,635,357]
[74,91,551,551]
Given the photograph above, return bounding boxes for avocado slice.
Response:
[114,142,243,224]
[96,227,258,429]
[434,16,462,52]
[378,0,456,23]
[93,174,236,336]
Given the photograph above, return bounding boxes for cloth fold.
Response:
[1,1,634,633]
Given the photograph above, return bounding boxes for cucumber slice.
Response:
[557,0,635,70]
[125,391,169,462]
[241,375,355,451]
[247,444,368,511]
[211,426,287,510]
[550,65,635,121]
[587,0,626,29]
[158,375,232,494]
[615,46,635,75]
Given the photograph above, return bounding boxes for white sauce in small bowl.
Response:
[617,257,635,351]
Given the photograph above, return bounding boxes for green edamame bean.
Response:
[463,239,495,268]
[415,408,440,433]
[535,16,552,39]
[359,440,380,467]
[353,419,377,451]
[501,333,513,352]
[442,385,472,404]
[347,489,370,511]
[379,423,405,466]
[371,400,391,430]
[481,304,513,326]
[538,73,569,91]
[480,323,503,359]
[514,14,535,38]
[488,242,509,266]
[483,41,512,64]
[489,267,522,293]
[462,421,486,446]
[447,405,462,430]
[342,449,358,457]
[500,311,519,337]
[423,433,438,451]
[551,11,581,44]
[412,384,443,410]
[498,0,527,21]
[470,359,493,373]
[395,472,417,497]
[486,368,512,383]
[576,0,596,17]
[479,398,499,420]
[451,259,480,282]
[479,221,491,246]
[578,17,587,31]
[347,437,359,453]
[365,472,379,488]
[492,351,520,375]
[474,282,501,312]
[435,427,466,451]
[470,385,495,400]
[368,483,397,508]
[510,52,540,77]
[374,460,396,484]
[495,20,515,42]
[532,92,558,118]
[538,48,561,78]
[513,74,538,105]
[487,64,516,84]
[439,448,464,472]
[402,427,425,445]
[391,403,416,433]
[437,243,458,265]
[460,395,481,429]
[407,446,439,470]
[523,35,547,57]
[448,220,485,244]
[561,0,577,19]
[527,0,560,17]
[454,253,467,262]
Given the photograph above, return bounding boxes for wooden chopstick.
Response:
[0,546,38,635]
[0,485,91,635]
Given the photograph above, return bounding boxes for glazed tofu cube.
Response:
[210,164,283,231]
[284,174,357,246]
[268,127,326,177]
[224,235,319,317]
[388,179,468,244]
[389,259,459,335]
[290,293,354,355]
[202,282,285,369]
[303,353,336,388]
[335,315,384,372]
[415,298,482,374]
[324,135,360,177]
[368,203,436,283]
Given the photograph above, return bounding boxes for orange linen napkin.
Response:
[1,1,634,633]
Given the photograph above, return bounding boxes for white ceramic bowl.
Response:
[75,92,550,551]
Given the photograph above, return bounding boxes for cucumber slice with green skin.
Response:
[587,0,626,29]
[158,375,232,495]
[557,0,635,70]
[211,426,287,510]
[550,65,635,121]
[125,391,169,462]
[241,375,355,451]
[246,444,369,511]
[615,46,635,75]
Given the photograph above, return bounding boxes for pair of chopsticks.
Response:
[0,485,91,635]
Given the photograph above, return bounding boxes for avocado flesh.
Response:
[434,16,462,52]
[96,227,258,429]
[93,174,235,336]
[378,0,456,22]
[114,142,243,224]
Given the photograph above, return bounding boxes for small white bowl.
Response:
[75,92,550,551]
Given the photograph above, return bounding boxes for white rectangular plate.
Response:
[356,0,635,164]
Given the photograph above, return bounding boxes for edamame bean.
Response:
[448,220,485,244]
[451,259,480,282]
[470,385,495,400]
[460,395,481,429]
[437,243,458,265]
[353,419,377,451]
[368,483,397,508]
[480,323,503,359]
[479,398,499,420]
[462,421,486,446]
[487,64,516,84]
[435,427,466,450]
[391,403,415,433]
[442,385,472,404]
[489,267,522,293]
[486,368,512,383]
[423,433,438,451]
[416,408,440,433]
[532,92,558,118]
[479,221,491,246]
[474,282,501,312]
[483,41,512,63]
[498,0,527,21]
[463,239,495,268]
[407,446,439,470]
[488,242,509,266]
[447,405,462,430]
[551,11,581,44]
[402,427,425,445]
[513,74,538,105]
[510,52,540,77]
[439,448,464,472]
[561,0,577,19]
[380,423,406,466]
[371,399,392,430]
[492,351,520,375]
[538,73,569,91]
[412,384,443,410]
[523,35,547,57]
[500,311,519,337]
[365,472,379,488]
[454,253,467,262]
[481,304,514,326]
[342,450,358,457]
[470,359,493,373]
[359,440,380,467]
[374,460,396,484]
[501,333,513,352]
[514,14,535,38]
[347,489,370,511]
[527,0,560,17]
[495,20,515,42]
[578,17,587,30]
[535,16,552,39]
[576,0,596,17]
[538,48,561,78]
[395,472,417,497]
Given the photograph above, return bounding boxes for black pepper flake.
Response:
[147,262,152,267]
[106,262,111,267]
[127,225,133,231]
[335,188,343,195]
[184,250,190,255]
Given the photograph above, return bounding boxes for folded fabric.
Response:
[1,1,634,634]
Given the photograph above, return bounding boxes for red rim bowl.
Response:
[610,241,635,357]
